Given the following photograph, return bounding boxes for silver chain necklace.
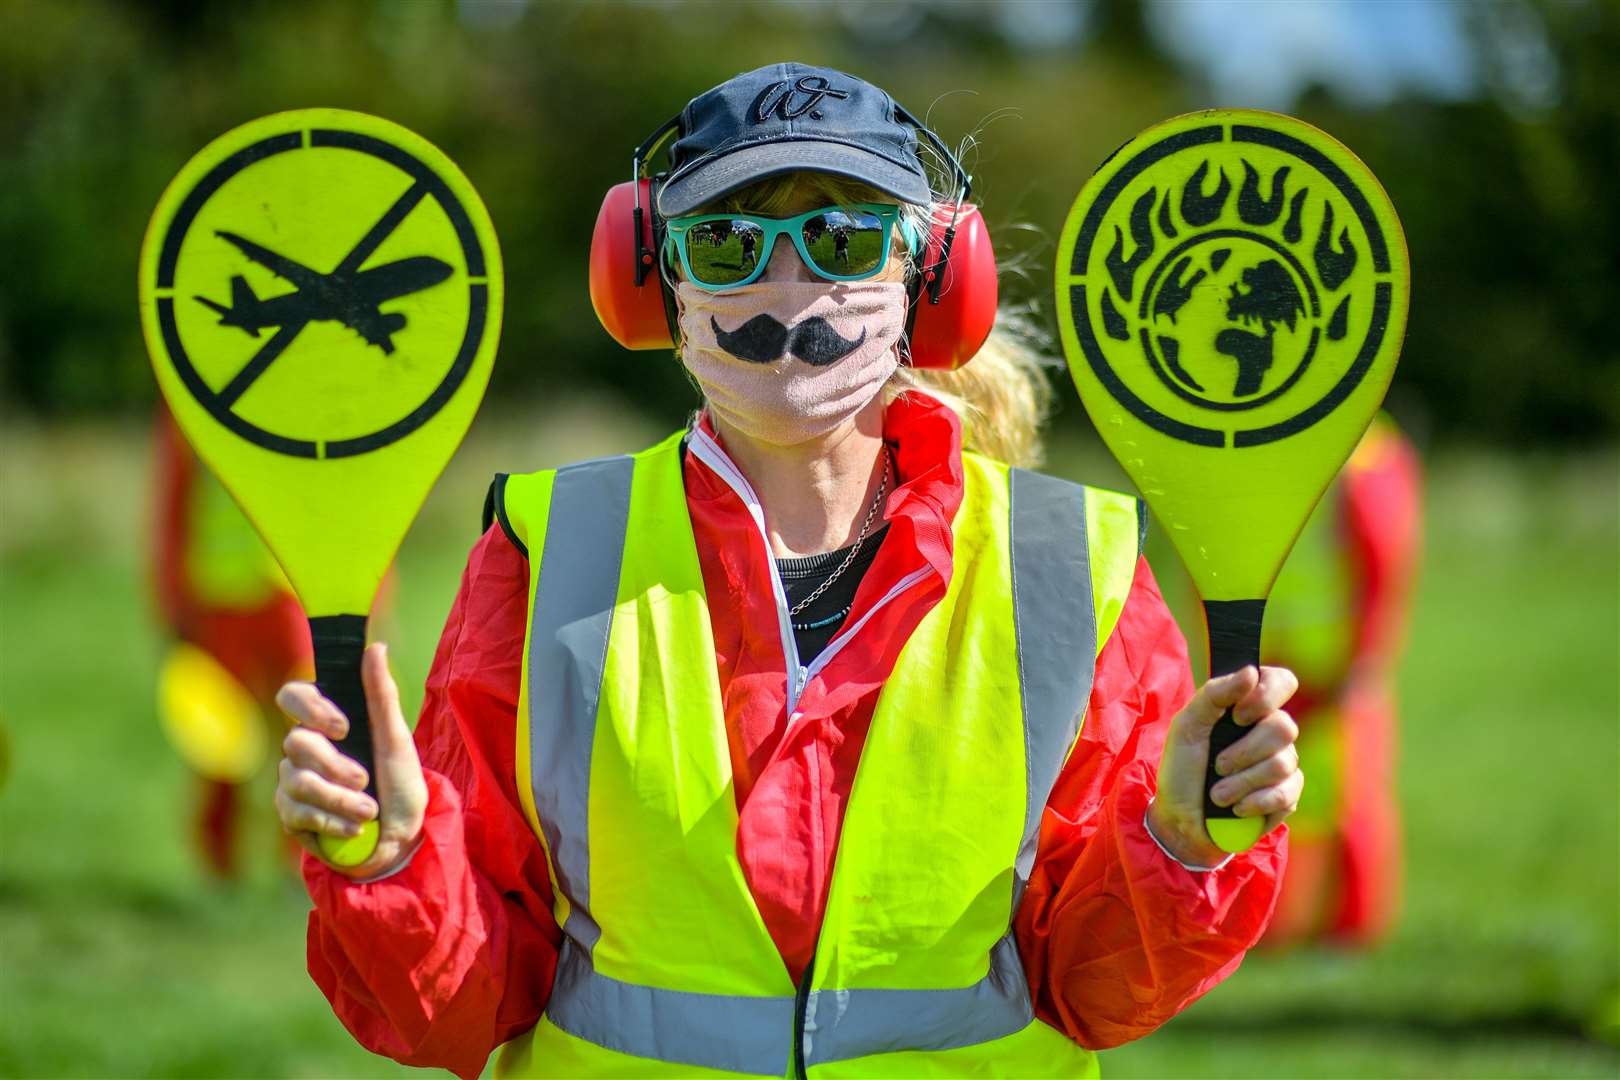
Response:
[787,448,891,619]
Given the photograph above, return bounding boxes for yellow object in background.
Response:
[157,643,265,784]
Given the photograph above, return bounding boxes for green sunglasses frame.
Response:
[664,203,911,291]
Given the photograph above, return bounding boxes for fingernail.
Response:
[341,821,361,837]
[1215,756,1231,776]
[1211,782,1231,805]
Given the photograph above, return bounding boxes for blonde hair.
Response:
[694,171,1056,468]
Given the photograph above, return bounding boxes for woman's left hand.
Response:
[1148,665,1303,868]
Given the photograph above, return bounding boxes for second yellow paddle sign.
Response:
[1057,109,1408,852]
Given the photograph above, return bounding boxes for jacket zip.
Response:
[689,429,934,1077]
[797,566,932,694]
[687,427,803,699]
[792,946,816,1080]
[687,426,932,718]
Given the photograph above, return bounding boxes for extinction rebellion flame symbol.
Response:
[1061,119,1399,449]
[1055,112,1409,859]
[1098,158,1358,410]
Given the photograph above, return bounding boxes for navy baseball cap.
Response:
[656,62,933,217]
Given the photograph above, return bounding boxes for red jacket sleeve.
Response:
[1016,556,1287,1049]
[303,526,560,1080]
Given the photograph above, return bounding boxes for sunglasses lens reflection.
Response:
[803,210,885,278]
[685,219,766,286]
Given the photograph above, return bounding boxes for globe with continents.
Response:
[1148,235,1311,407]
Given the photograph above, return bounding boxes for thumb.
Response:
[360,642,426,852]
[361,642,412,766]
[1179,666,1258,740]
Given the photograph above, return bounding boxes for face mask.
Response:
[676,280,906,446]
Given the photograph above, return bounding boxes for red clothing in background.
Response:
[152,405,311,878]
[304,396,1286,1079]
[152,406,310,698]
[1261,421,1421,946]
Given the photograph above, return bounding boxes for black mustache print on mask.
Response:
[710,313,869,366]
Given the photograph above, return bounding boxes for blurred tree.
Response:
[1293,0,1618,445]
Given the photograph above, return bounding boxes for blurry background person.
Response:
[151,403,312,878]
[1258,415,1422,946]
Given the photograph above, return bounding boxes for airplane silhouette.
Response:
[195,231,452,355]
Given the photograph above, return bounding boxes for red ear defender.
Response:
[590,186,1001,366]
[599,103,993,362]
[905,203,997,371]
[589,179,675,351]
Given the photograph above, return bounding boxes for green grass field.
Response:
[1,409,1615,1078]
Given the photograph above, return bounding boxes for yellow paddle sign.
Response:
[139,109,503,864]
[1056,109,1408,852]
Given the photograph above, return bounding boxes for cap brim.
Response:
[657,140,932,217]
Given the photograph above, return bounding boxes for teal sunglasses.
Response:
[664,203,919,291]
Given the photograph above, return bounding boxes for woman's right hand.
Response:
[274,642,428,879]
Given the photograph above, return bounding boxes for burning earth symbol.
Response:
[1061,117,1399,448]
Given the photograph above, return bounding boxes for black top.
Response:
[778,525,889,663]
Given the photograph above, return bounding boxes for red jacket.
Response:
[1260,420,1421,946]
[303,394,1285,1079]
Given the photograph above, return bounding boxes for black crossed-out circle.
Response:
[153,129,488,459]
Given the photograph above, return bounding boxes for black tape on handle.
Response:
[309,614,374,800]
[1203,599,1265,820]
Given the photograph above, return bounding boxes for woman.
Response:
[274,63,1302,1078]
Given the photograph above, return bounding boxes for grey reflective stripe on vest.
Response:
[528,458,1097,1072]
[1007,467,1097,889]
[804,931,1032,1066]
[528,455,635,953]
[548,937,794,1077]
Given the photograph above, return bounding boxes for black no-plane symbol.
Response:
[152,129,489,459]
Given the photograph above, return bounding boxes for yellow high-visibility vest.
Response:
[491,429,1142,1078]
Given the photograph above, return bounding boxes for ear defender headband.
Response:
[589,107,997,370]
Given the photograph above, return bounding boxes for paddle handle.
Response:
[309,614,380,866]
[1202,599,1267,854]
